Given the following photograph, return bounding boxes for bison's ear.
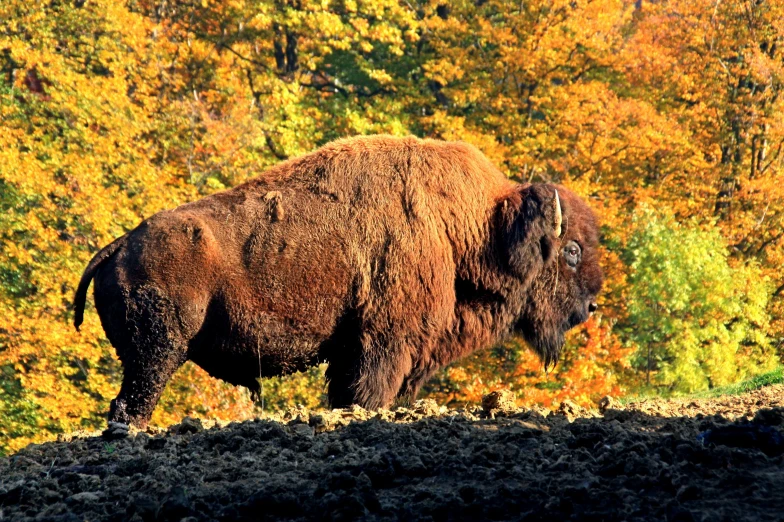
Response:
[498,184,561,278]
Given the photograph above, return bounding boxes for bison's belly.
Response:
[185,235,352,387]
[186,296,330,389]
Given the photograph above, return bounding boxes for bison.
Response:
[73,135,603,428]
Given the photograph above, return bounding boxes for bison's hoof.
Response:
[102,421,130,440]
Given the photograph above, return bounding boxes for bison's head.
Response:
[499,184,603,368]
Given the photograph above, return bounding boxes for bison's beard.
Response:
[515,305,590,370]
[514,317,565,371]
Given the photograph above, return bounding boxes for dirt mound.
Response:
[2,387,784,521]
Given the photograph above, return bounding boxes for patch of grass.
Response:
[619,367,784,405]
[688,367,784,399]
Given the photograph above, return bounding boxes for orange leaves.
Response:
[512,316,632,409]
[152,363,258,428]
[426,317,632,411]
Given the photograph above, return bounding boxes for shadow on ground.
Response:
[1,385,783,522]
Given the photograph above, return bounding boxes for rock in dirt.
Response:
[290,423,315,438]
[309,411,347,433]
[67,491,102,504]
[481,390,518,416]
[557,399,583,420]
[698,423,784,456]
[158,485,193,520]
[169,416,203,435]
[753,407,784,426]
[412,398,445,416]
[598,395,620,413]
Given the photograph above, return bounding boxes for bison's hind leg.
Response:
[107,286,188,429]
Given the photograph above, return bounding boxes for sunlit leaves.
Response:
[624,206,776,393]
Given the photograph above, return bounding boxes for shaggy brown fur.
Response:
[73,135,603,428]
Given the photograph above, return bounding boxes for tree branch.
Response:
[212,40,271,72]
[265,134,288,160]
[755,230,784,256]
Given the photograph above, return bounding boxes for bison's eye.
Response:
[563,241,581,268]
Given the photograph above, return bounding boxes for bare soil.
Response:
[2,385,783,522]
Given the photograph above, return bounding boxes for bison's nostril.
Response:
[588,302,598,313]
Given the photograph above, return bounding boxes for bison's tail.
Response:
[73,233,129,331]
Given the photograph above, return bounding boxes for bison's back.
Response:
[199,135,514,336]
[231,135,513,270]
[252,136,513,248]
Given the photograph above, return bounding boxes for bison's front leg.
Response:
[396,364,439,405]
[325,330,413,410]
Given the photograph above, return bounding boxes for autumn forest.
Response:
[1,0,783,454]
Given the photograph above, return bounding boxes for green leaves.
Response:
[624,206,776,393]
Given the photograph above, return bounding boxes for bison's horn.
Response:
[554,189,563,237]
